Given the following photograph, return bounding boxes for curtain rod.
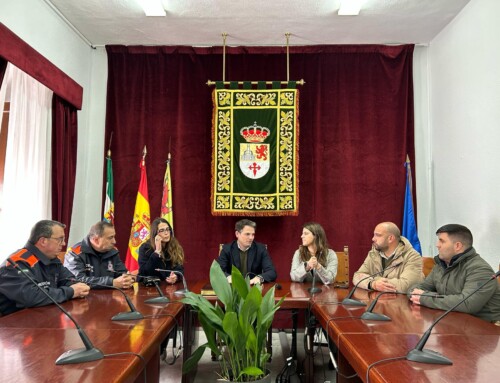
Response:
[206,80,305,86]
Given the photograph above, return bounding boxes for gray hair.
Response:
[89,221,114,238]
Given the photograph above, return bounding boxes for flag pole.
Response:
[107,131,114,157]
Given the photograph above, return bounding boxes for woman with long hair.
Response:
[138,217,184,283]
[290,222,338,284]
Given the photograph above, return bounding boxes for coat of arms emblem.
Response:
[239,122,270,179]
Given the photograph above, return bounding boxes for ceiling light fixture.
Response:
[338,0,362,16]
[137,0,166,17]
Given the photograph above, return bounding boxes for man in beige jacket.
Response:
[353,222,423,292]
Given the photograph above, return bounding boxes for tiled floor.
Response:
[160,329,336,382]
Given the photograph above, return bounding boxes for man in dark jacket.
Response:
[64,221,134,289]
[409,224,500,323]
[218,219,277,285]
[0,220,90,316]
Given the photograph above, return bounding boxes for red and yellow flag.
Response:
[161,152,174,230]
[125,149,151,271]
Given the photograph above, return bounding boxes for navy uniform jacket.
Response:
[0,243,76,316]
[218,241,277,282]
[64,236,128,288]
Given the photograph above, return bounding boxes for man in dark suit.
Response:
[218,219,277,285]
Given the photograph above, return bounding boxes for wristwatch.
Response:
[258,275,264,284]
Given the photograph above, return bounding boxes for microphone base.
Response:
[406,348,453,365]
[341,298,367,306]
[308,287,322,294]
[174,288,189,296]
[111,311,144,321]
[55,347,104,365]
[360,311,391,321]
[145,296,170,304]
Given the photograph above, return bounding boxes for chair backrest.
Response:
[422,256,435,277]
[57,251,66,264]
[334,246,349,288]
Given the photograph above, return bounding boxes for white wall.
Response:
[413,46,435,257]
[0,0,107,249]
[424,0,500,269]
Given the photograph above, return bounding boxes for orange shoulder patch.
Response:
[69,244,82,255]
[10,249,39,267]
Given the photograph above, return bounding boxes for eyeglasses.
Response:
[158,228,171,234]
[48,236,65,244]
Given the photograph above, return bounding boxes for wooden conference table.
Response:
[310,286,500,383]
[0,282,185,383]
[189,280,500,383]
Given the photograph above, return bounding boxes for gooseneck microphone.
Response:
[68,276,144,321]
[93,281,144,321]
[361,291,445,321]
[406,270,500,365]
[308,269,322,295]
[134,273,170,304]
[342,262,402,306]
[155,269,188,295]
[6,258,104,364]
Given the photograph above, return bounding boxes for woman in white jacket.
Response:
[290,222,338,285]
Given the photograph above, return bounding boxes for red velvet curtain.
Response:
[105,45,415,282]
[0,57,6,86]
[0,23,80,237]
[52,95,78,235]
[0,23,83,109]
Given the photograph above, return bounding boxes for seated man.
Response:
[218,219,277,285]
[409,224,500,323]
[0,220,90,316]
[353,222,423,292]
[64,221,134,289]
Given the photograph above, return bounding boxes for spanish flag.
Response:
[161,152,174,230]
[125,148,151,271]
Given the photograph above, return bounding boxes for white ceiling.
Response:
[45,0,471,47]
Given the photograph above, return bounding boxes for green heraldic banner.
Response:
[211,88,299,216]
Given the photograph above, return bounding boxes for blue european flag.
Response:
[402,157,422,254]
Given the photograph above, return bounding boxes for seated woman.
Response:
[290,222,338,284]
[138,218,184,284]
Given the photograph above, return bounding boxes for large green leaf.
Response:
[210,260,233,310]
[231,265,250,300]
[245,327,257,356]
[183,292,223,330]
[222,312,239,343]
[199,312,221,355]
[223,311,246,358]
[182,343,207,373]
[238,366,264,380]
[239,287,260,335]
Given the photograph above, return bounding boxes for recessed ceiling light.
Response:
[137,0,166,17]
[338,0,362,16]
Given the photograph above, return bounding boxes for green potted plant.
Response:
[182,260,284,382]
